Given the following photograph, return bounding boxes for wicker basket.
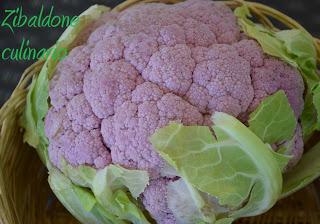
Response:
[0,0,319,223]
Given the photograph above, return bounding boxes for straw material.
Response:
[0,0,319,223]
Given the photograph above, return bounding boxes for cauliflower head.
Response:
[44,0,307,223]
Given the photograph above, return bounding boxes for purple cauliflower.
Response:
[45,0,305,223]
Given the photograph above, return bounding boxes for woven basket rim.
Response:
[0,1,320,224]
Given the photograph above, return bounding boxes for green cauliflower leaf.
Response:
[151,112,283,218]
[60,163,150,224]
[248,90,297,143]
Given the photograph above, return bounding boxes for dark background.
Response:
[0,0,319,106]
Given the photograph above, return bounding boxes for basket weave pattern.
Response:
[0,0,319,223]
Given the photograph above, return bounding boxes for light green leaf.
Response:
[48,167,123,224]
[92,164,149,199]
[60,160,96,188]
[300,92,318,139]
[281,141,320,198]
[248,90,297,143]
[113,190,151,224]
[273,137,294,172]
[20,66,50,164]
[151,112,283,218]
[269,149,292,172]
[61,162,150,199]
[167,178,216,224]
[275,30,316,58]
[275,30,319,88]
[60,163,150,224]
[20,79,39,148]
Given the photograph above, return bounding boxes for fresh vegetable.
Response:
[21,0,320,223]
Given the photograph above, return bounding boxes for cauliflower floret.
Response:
[88,23,119,46]
[281,124,304,170]
[90,36,124,67]
[233,39,264,67]
[46,108,111,169]
[49,46,92,109]
[101,83,203,177]
[45,107,71,140]
[187,43,254,116]
[124,33,159,72]
[143,44,195,95]
[45,0,306,223]
[69,129,111,168]
[183,18,217,46]
[49,70,83,110]
[249,58,305,118]
[87,12,120,45]
[66,94,100,132]
[142,179,176,224]
[83,60,141,119]
[58,45,92,73]
[158,24,186,47]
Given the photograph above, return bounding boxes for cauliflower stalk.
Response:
[21,1,320,224]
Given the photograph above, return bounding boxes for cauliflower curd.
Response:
[44,0,306,223]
